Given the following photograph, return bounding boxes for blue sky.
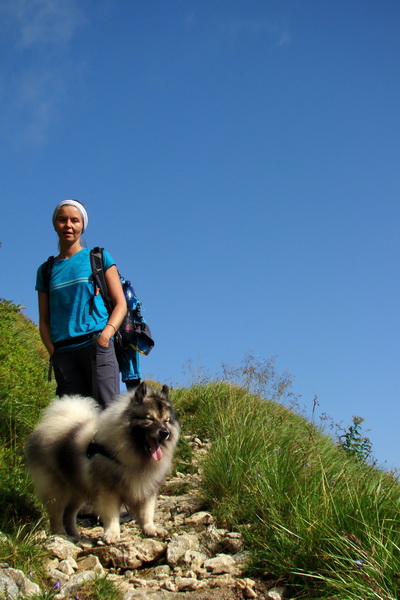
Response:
[1,0,399,471]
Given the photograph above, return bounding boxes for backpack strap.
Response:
[90,247,113,315]
[86,439,120,464]
[40,256,55,381]
[41,256,55,294]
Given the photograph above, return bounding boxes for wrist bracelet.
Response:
[106,322,116,332]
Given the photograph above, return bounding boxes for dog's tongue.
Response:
[148,438,163,461]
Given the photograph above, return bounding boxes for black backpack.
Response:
[41,247,154,359]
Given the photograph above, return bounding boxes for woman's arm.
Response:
[97,265,127,347]
[38,292,55,356]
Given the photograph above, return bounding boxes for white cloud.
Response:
[1,0,85,47]
[223,18,290,46]
[15,66,65,144]
[276,31,290,48]
[0,0,86,145]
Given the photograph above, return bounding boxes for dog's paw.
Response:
[103,527,121,544]
[142,524,167,538]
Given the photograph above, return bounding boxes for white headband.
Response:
[52,199,88,233]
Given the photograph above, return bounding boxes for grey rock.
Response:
[87,538,167,569]
[54,570,96,599]
[166,533,200,567]
[77,554,104,574]
[0,567,41,598]
[153,564,172,578]
[266,586,286,600]
[200,524,225,554]
[175,576,205,591]
[182,549,208,571]
[47,567,70,586]
[0,571,19,600]
[58,557,77,575]
[204,554,238,575]
[44,536,80,560]
[185,511,214,526]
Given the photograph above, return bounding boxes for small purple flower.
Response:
[304,462,310,467]
[354,559,365,569]
[54,580,61,590]
[28,572,34,579]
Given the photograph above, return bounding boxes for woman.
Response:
[36,199,127,407]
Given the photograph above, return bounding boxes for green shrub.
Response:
[338,415,373,463]
[0,300,55,532]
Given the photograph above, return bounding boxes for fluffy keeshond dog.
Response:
[25,382,179,543]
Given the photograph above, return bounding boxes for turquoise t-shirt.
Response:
[36,248,115,345]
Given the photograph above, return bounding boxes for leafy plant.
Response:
[337,416,373,463]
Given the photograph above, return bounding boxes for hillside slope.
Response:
[1,300,400,599]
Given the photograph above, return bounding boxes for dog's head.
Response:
[126,382,179,461]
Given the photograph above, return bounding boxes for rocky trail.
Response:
[0,436,286,600]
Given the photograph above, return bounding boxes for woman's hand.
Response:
[38,292,55,357]
[97,329,112,347]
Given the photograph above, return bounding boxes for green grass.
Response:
[26,576,123,600]
[0,300,55,536]
[71,576,123,600]
[0,521,50,595]
[0,300,55,447]
[171,381,400,599]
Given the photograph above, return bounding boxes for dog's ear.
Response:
[161,384,169,397]
[134,381,148,403]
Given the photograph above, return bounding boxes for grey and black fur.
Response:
[25,382,179,543]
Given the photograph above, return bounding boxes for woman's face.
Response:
[54,205,84,243]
